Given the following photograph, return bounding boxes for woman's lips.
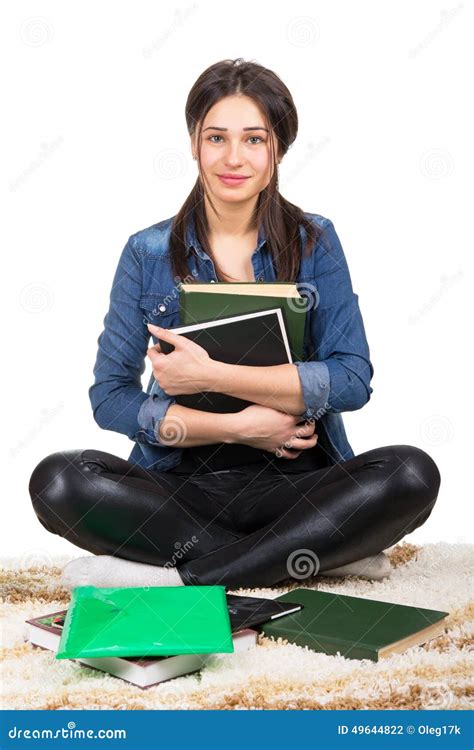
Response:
[218,175,250,186]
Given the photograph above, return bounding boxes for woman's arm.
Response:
[89,236,177,448]
[200,218,374,419]
[155,404,240,447]
[203,361,306,415]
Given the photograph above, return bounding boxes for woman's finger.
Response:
[147,324,184,348]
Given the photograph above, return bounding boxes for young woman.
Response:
[28,58,441,590]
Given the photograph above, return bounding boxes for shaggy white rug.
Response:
[1,542,473,710]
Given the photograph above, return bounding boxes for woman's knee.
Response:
[383,445,441,517]
[28,449,89,535]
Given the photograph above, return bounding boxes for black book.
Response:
[226,593,303,631]
[156,308,293,413]
[156,309,295,469]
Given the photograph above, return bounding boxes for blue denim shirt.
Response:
[89,211,374,472]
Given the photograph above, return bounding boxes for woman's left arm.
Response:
[201,218,374,418]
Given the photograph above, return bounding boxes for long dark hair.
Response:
[169,57,323,283]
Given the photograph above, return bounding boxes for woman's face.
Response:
[192,94,280,208]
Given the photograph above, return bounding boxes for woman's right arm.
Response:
[88,237,259,450]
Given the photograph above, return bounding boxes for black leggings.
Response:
[28,445,441,588]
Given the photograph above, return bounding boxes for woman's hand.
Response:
[234,403,318,458]
[146,324,214,396]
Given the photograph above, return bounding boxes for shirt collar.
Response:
[184,209,267,259]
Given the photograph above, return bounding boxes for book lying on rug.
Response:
[25,610,257,689]
[25,592,302,689]
[155,308,296,471]
[257,588,449,662]
[56,585,234,659]
[179,281,309,362]
[226,593,303,630]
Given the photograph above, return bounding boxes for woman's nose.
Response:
[224,143,244,164]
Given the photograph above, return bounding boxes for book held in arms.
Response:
[25,593,303,689]
[257,588,449,662]
[155,281,311,470]
[179,281,310,362]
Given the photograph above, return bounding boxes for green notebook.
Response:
[180,282,309,362]
[258,588,449,662]
[56,585,234,659]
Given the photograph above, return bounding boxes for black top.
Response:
[168,440,330,475]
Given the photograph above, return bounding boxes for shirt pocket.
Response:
[139,293,181,329]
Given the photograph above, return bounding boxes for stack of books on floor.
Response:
[25,585,449,689]
[25,585,302,689]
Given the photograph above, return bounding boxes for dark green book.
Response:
[179,282,308,362]
[257,588,449,662]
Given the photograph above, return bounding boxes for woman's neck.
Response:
[205,196,258,240]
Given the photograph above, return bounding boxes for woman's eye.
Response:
[207,135,264,145]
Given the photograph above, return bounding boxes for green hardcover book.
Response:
[258,588,449,662]
[179,282,309,362]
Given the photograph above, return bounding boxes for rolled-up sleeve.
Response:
[88,237,176,446]
[293,218,374,417]
[136,380,177,445]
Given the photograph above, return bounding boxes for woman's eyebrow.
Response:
[202,126,269,132]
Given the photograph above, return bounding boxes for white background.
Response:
[2,0,472,561]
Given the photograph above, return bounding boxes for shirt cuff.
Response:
[136,393,176,446]
[293,361,331,420]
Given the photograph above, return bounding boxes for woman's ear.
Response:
[191,133,198,160]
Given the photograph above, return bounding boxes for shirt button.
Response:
[158,303,166,312]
